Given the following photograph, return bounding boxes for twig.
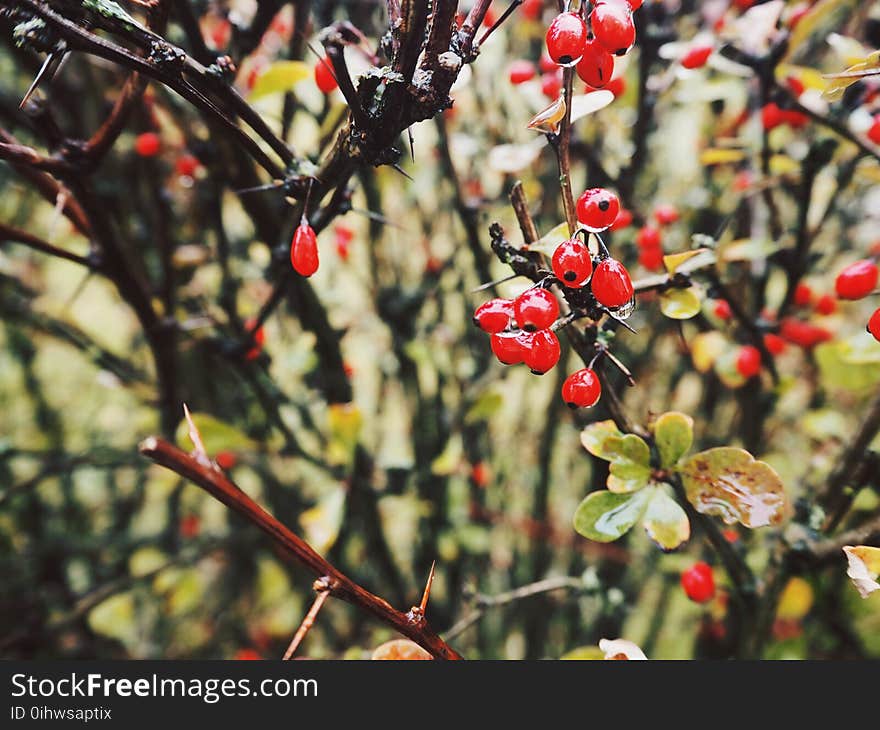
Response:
[282,577,333,660]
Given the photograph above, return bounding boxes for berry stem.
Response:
[476,0,524,48]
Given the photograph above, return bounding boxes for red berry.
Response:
[234,649,262,660]
[763,333,787,356]
[473,298,514,333]
[175,153,200,177]
[793,282,813,306]
[736,345,762,378]
[575,40,615,88]
[653,204,679,225]
[591,258,634,308]
[576,188,620,232]
[681,562,715,604]
[514,288,559,331]
[134,132,161,157]
[638,246,664,271]
[591,2,636,56]
[626,0,643,9]
[610,207,633,230]
[471,461,491,487]
[785,75,805,97]
[545,12,588,66]
[509,59,536,85]
[179,515,200,538]
[635,225,661,250]
[521,0,544,21]
[539,52,557,73]
[561,368,602,408]
[216,451,237,470]
[869,116,880,146]
[291,221,319,277]
[761,102,785,131]
[783,109,809,128]
[869,308,880,342]
[552,238,593,287]
[815,294,836,316]
[713,299,732,320]
[604,76,626,97]
[490,330,528,365]
[244,317,265,361]
[315,56,338,94]
[524,329,561,374]
[541,71,563,99]
[681,45,713,69]
[835,259,879,300]
[779,318,832,348]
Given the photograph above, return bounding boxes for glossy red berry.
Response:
[681,45,713,69]
[291,220,319,277]
[815,294,836,316]
[524,330,561,374]
[541,71,563,99]
[835,259,879,300]
[869,308,880,342]
[514,288,559,331]
[552,238,593,287]
[736,345,762,378]
[591,258,634,308]
[576,188,620,232]
[591,2,636,56]
[134,132,161,157]
[561,368,602,408]
[638,246,664,271]
[509,60,536,85]
[681,562,715,604]
[545,12,589,66]
[315,57,338,93]
[610,207,633,230]
[635,225,661,250]
[713,299,732,320]
[473,298,514,333]
[575,40,615,89]
[763,333,787,356]
[653,204,679,225]
[491,330,529,365]
[793,282,813,306]
[868,116,880,146]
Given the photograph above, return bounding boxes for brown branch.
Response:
[138,437,463,660]
[282,577,333,660]
[510,180,539,245]
[0,221,94,268]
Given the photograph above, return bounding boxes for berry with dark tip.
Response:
[473,298,514,333]
[552,238,593,288]
[514,288,559,331]
[524,330,561,374]
[576,188,620,232]
[561,368,602,408]
[545,12,589,66]
[591,258,634,308]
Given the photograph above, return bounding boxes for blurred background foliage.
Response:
[2,0,880,659]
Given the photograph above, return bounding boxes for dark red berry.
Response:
[815,294,836,316]
[835,259,879,300]
[638,246,664,271]
[591,258,634,308]
[576,188,620,231]
[561,368,602,408]
[591,2,636,56]
[869,308,880,342]
[524,330,561,374]
[653,204,679,225]
[545,12,589,66]
[552,238,593,287]
[491,330,530,365]
[575,40,615,89]
[635,225,661,250]
[763,333,787,356]
[736,345,762,378]
[315,57,338,93]
[134,132,161,157]
[793,282,813,306]
[291,221,319,277]
[514,288,559,330]
[681,562,715,603]
[713,299,732,320]
[473,298,514,333]
[681,45,713,69]
[509,59,537,85]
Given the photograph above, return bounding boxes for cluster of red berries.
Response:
[537,0,641,97]
[634,204,680,271]
[474,188,637,408]
[681,561,716,604]
[833,259,880,342]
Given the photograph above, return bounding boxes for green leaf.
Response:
[174,412,257,456]
[580,420,625,460]
[465,390,503,424]
[327,403,363,465]
[299,487,347,554]
[529,221,570,257]
[641,485,690,551]
[573,489,651,542]
[608,459,651,493]
[659,287,702,319]
[249,61,311,100]
[652,411,694,468]
[679,447,787,528]
[815,340,880,392]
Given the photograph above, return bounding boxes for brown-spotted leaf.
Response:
[679,447,787,528]
[371,639,433,660]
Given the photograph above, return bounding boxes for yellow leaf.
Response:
[699,148,747,166]
[691,331,727,373]
[663,248,714,274]
[527,96,566,134]
[250,61,311,101]
[327,403,363,465]
[659,288,702,319]
[822,50,880,102]
[776,577,814,620]
[784,0,852,64]
[769,154,800,176]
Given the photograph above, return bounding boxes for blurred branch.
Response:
[139,437,463,660]
[0,221,93,267]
